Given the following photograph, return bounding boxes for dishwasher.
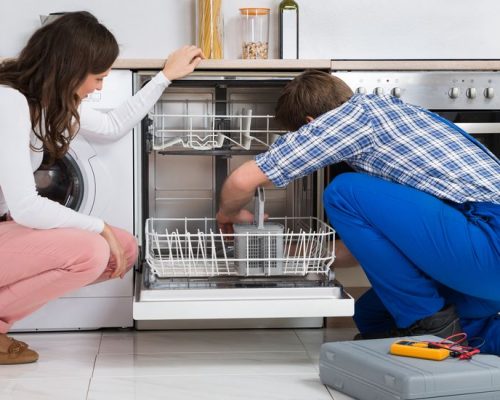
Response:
[132,67,354,329]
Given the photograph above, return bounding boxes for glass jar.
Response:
[196,0,224,59]
[239,8,270,59]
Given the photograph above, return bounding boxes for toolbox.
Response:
[319,335,500,400]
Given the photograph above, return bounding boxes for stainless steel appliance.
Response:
[333,70,500,158]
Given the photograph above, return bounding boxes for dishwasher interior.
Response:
[133,70,351,322]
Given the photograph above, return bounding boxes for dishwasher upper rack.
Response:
[148,110,286,151]
[145,217,336,278]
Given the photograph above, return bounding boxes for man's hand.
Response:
[217,160,272,233]
[216,209,255,234]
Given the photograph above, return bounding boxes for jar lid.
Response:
[239,7,271,16]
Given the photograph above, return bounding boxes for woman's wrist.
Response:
[100,222,111,237]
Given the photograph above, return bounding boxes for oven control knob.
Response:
[374,87,385,96]
[466,88,477,99]
[356,87,367,94]
[484,87,495,99]
[448,87,460,99]
[391,87,402,98]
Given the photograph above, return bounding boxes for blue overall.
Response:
[323,172,500,355]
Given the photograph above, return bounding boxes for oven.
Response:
[332,71,500,158]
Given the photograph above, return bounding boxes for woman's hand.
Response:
[162,45,205,81]
[100,223,128,279]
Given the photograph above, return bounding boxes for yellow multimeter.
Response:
[390,340,451,361]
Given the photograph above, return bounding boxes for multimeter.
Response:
[390,340,451,361]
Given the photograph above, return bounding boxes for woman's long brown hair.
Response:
[0,11,119,163]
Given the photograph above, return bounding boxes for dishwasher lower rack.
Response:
[145,217,335,279]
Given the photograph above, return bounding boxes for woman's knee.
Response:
[64,230,110,281]
[123,233,138,272]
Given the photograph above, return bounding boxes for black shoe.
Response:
[397,304,463,340]
[354,305,464,342]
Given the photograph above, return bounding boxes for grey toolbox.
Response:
[320,335,500,400]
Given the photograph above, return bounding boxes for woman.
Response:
[0,11,203,364]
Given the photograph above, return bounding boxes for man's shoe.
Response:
[0,339,38,365]
[354,305,463,341]
[397,304,463,339]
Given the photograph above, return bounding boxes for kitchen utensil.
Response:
[233,187,284,275]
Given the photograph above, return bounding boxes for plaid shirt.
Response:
[256,94,500,205]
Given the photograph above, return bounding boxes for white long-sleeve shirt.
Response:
[0,71,170,233]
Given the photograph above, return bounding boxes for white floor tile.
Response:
[0,378,89,400]
[0,332,101,379]
[0,329,363,399]
[93,351,316,378]
[0,353,97,380]
[88,374,333,400]
[295,328,358,364]
[100,329,304,354]
[327,387,357,400]
[10,332,102,355]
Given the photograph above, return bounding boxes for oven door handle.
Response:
[455,123,500,135]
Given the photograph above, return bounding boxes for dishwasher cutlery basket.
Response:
[233,187,284,276]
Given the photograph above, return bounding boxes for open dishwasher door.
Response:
[132,69,354,328]
[134,216,354,321]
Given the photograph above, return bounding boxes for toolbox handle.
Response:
[254,187,265,229]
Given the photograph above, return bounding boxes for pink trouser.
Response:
[0,221,138,333]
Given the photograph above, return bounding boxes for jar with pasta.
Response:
[196,0,224,59]
[239,8,270,59]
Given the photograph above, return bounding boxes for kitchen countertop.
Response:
[2,58,500,70]
[111,59,332,70]
[112,59,500,71]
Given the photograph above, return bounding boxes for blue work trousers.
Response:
[323,173,500,355]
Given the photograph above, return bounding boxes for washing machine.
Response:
[13,70,135,331]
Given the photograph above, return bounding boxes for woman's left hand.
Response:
[162,45,205,81]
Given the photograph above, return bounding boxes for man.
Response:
[216,70,500,355]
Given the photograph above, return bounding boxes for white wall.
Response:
[0,0,194,58]
[300,0,500,59]
[1,0,500,59]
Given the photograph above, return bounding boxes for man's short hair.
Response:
[275,70,354,131]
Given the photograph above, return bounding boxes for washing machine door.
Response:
[34,135,99,214]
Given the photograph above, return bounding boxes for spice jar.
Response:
[239,8,270,60]
[196,0,224,59]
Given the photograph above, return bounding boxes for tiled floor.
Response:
[0,328,358,400]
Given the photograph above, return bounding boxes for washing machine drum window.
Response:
[34,153,84,211]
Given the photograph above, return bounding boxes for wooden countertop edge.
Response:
[2,57,500,70]
[111,59,332,70]
[111,59,500,70]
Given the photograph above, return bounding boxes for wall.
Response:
[1,0,500,59]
